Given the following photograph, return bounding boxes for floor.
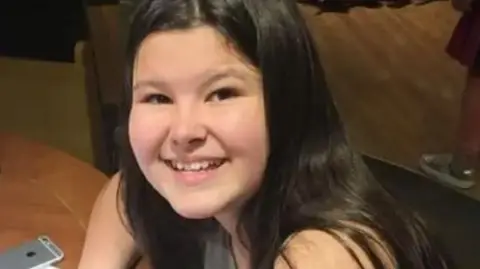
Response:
[299,2,480,200]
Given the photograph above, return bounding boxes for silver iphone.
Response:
[0,235,64,269]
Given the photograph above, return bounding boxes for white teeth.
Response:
[190,163,199,170]
[169,160,222,171]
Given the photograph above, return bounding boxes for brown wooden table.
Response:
[0,132,108,268]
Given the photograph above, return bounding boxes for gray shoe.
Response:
[419,154,476,189]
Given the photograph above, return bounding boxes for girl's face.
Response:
[129,26,269,221]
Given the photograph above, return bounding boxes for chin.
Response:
[170,200,225,220]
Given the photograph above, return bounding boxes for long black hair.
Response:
[118,0,448,268]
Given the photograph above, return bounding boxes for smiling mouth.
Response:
[165,159,227,172]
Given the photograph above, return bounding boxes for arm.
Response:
[78,173,138,269]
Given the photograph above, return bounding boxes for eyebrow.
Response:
[132,65,255,91]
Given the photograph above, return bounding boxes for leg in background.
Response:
[451,68,480,175]
[420,66,480,189]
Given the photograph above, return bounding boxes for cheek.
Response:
[214,99,268,166]
[128,107,168,162]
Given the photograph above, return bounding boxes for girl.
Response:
[80,0,449,268]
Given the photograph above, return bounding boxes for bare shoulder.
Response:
[78,172,136,269]
[275,228,396,269]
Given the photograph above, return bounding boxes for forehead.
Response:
[133,26,253,82]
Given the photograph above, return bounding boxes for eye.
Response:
[142,94,172,104]
[207,87,239,102]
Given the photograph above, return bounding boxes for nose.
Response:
[170,107,207,152]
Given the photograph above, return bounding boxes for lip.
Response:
[164,158,227,186]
